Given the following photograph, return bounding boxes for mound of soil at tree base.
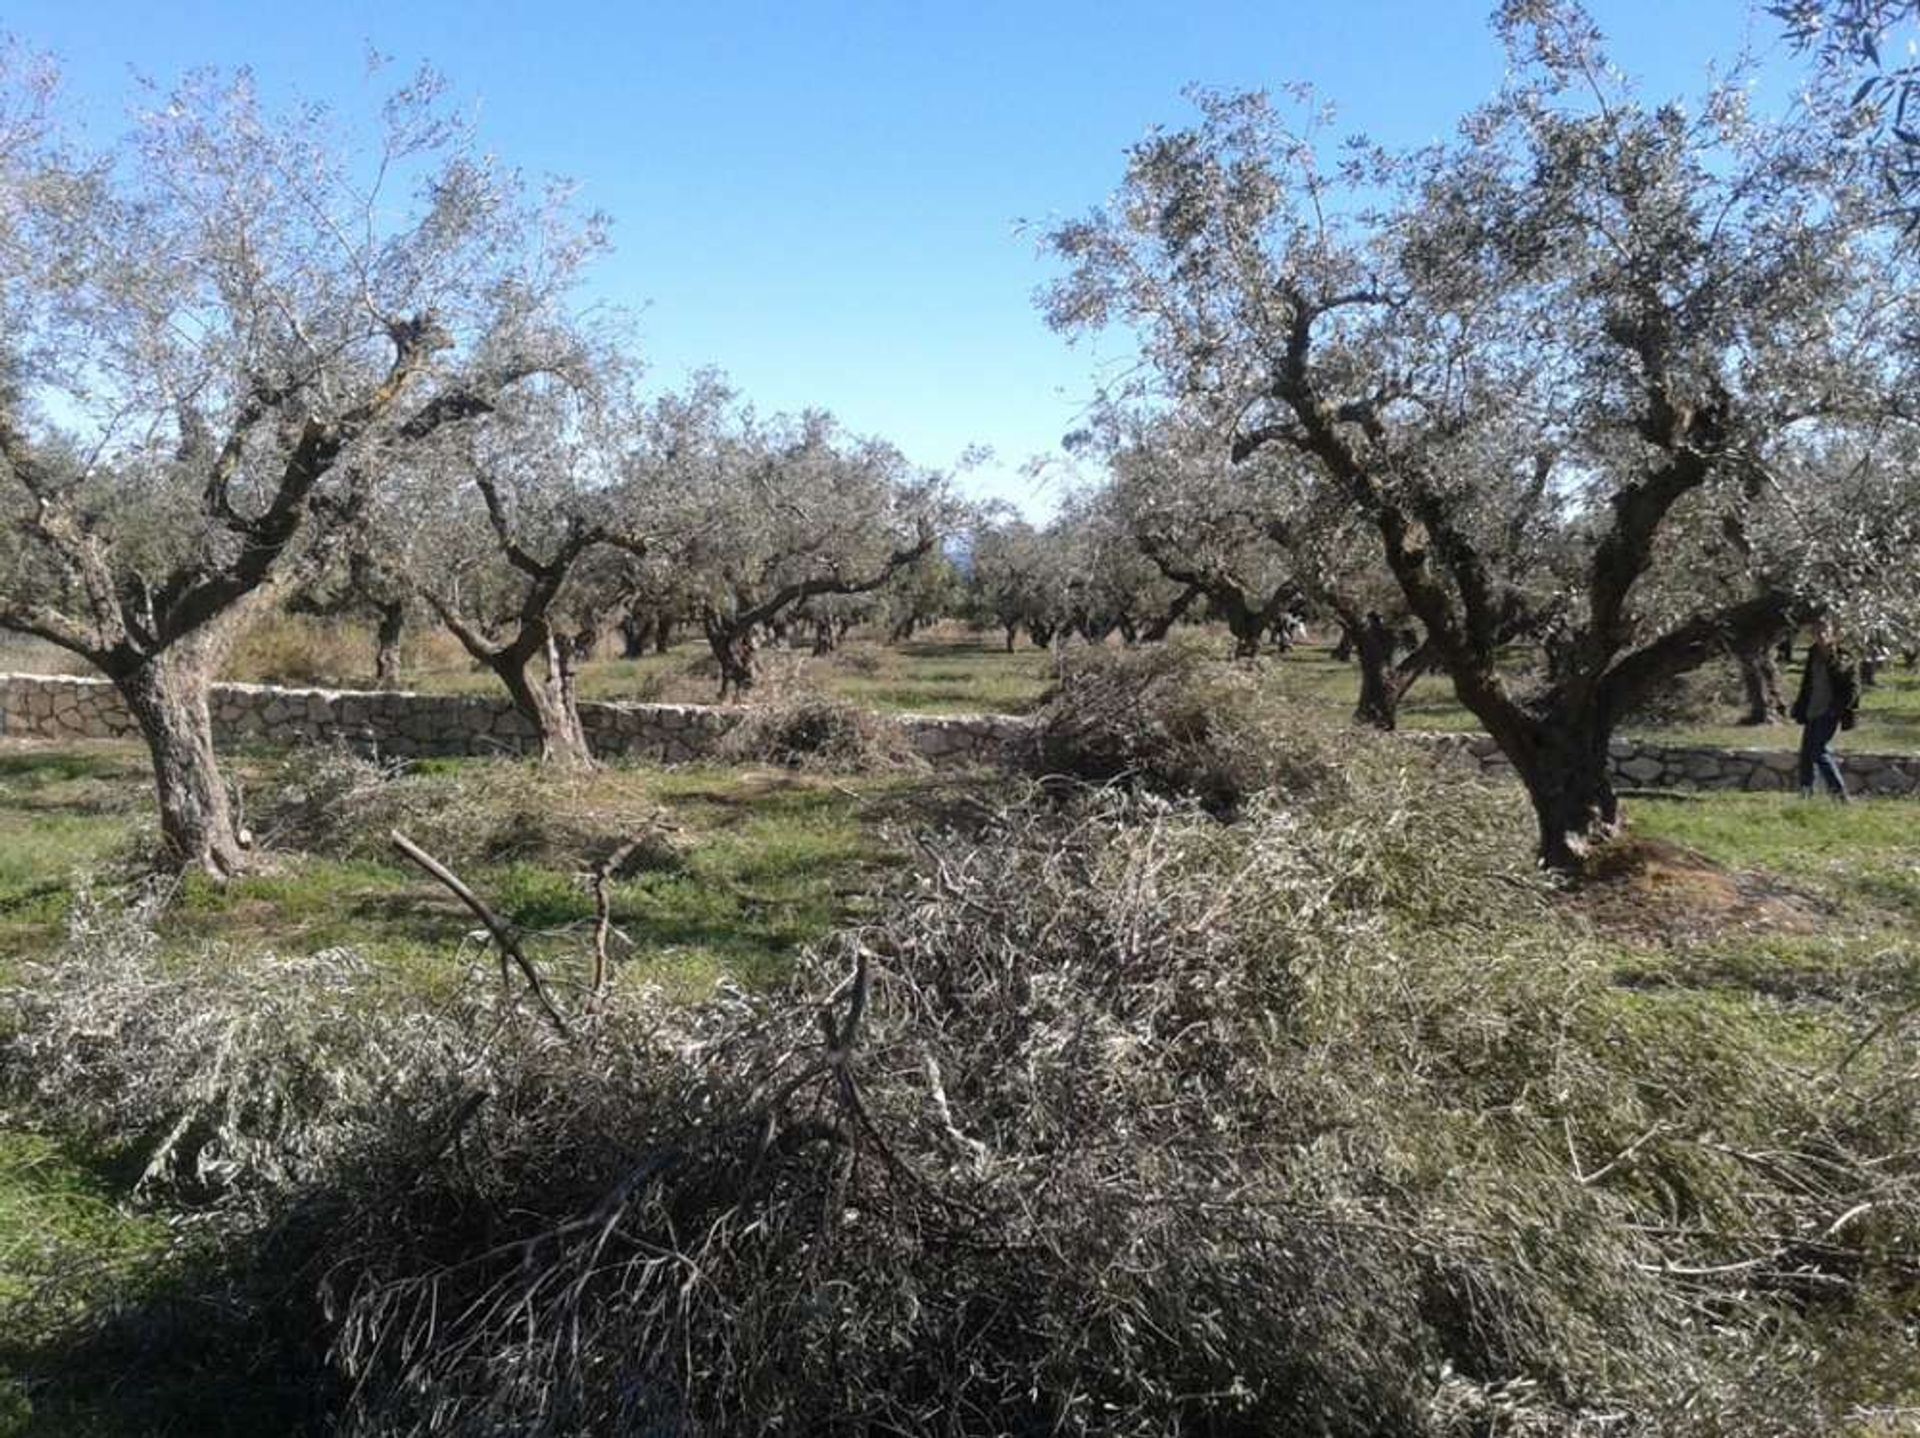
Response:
[1569,834,1828,948]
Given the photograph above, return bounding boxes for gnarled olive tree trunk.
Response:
[1510,718,1621,874]
[1335,611,1437,731]
[488,633,593,769]
[373,600,407,690]
[1736,635,1788,725]
[108,642,249,877]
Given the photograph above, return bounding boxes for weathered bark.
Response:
[373,600,406,689]
[1351,619,1398,729]
[708,625,757,700]
[112,650,249,877]
[1139,584,1203,643]
[619,613,648,659]
[571,621,599,663]
[812,618,836,656]
[1513,720,1621,874]
[490,633,593,768]
[1736,637,1787,725]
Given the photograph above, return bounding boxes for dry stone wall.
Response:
[1413,731,1920,798]
[3,671,1917,794]
[0,673,1028,769]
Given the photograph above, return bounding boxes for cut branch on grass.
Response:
[389,828,570,1038]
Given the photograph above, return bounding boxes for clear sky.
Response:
[6,1,1794,515]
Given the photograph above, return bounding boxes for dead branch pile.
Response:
[1027,642,1359,814]
[4,766,1915,1435]
[258,747,685,873]
[717,692,925,773]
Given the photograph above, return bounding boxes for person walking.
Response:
[1790,620,1859,800]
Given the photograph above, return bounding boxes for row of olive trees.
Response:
[1038,0,1920,869]
[0,56,956,873]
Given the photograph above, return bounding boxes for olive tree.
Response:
[1048,487,1202,646]
[1044,4,1919,867]
[651,391,950,698]
[401,366,643,768]
[967,516,1064,650]
[0,61,601,873]
[1774,0,1920,229]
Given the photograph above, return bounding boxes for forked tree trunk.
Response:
[113,650,250,877]
[706,620,757,700]
[1351,620,1432,731]
[1736,638,1787,725]
[373,601,406,690]
[491,636,594,769]
[1512,720,1621,873]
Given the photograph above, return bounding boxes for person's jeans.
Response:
[1797,712,1846,796]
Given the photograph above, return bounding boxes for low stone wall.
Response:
[0,672,1030,769]
[3,671,1916,795]
[1414,731,1920,798]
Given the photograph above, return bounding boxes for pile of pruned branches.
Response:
[4,760,1916,1434]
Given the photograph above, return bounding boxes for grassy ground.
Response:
[0,739,964,1432]
[0,731,1915,1432]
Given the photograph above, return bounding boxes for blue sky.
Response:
[8,1,1794,514]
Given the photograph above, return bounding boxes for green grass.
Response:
[1629,789,1920,924]
[0,741,949,1432]
[382,628,1920,752]
[0,744,929,994]
[0,1132,172,1437]
[2,722,1916,1434]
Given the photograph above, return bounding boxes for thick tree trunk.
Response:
[1330,628,1355,663]
[812,618,836,656]
[373,601,406,690]
[492,637,594,769]
[1227,614,1264,660]
[1003,622,1019,653]
[1140,585,1202,643]
[1736,638,1787,725]
[1512,721,1620,873]
[706,621,757,700]
[1353,625,1400,731]
[619,615,646,660]
[114,651,249,877]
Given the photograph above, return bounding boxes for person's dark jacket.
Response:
[1790,646,1861,730]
